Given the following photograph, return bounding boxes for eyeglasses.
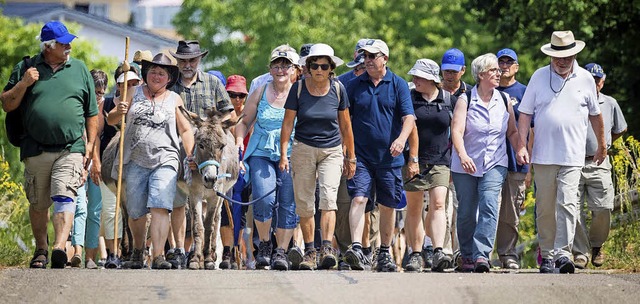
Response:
[363,53,383,60]
[270,65,292,71]
[353,65,366,72]
[309,63,331,71]
[486,68,502,75]
[228,92,247,99]
[95,91,105,98]
[498,59,516,66]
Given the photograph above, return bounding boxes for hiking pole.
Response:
[114,37,130,254]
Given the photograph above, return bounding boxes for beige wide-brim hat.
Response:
[299,43,344,67]
[540,31,586,57]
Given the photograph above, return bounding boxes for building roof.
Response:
[0,2,177,47]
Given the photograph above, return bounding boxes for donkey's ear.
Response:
[179,106,204,127]
[221,113,244,130]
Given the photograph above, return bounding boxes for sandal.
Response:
[30,249,48,269]
[51,248,68,269]
[70,254,82,268]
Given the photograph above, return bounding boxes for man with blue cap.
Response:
[441,48,472,97]
[495,48,530,270]
[572,63,627,269]
[1,20,98,269]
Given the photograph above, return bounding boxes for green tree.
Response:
[0,14,117,181]
[173,0,494,84]
[469,0,640,137]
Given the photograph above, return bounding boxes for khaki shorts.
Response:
[402,164,450,192]
[24,151,84,211]
[290,140,343,217]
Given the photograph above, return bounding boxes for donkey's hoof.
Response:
[204,260,216,270]
[188,261,200,270]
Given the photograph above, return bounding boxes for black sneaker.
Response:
[376,251,397,272]
[432,250,452,272]
[474,257,490,273]
[152,255,172,270]
[255,241,272,269]
[422,246,434,269]
[219,250,233,270]
[539,258,554,273]
[104,253,121,269]
[344,247,372,271]
[556,256,575,274]
[288,246,303,270]
[271,247,289,271]
[167,248,186,269]
[319,245,337,270]
[404,252,423,272]
[122,248,145,269]
[338,260,351,271]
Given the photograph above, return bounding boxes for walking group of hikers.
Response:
[2,21,626,273]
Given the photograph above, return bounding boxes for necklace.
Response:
[549,69,568,94]
[147,86,168,124]
[309,80,329,96]
[271,82,288,100]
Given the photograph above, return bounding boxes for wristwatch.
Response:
[410,156,419,163]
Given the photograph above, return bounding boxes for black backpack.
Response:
[5,56,34,147]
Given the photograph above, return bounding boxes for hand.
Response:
[21,67,39,86]
[407,162,419,179]
[389,138,405,157]
[593,146,607,165]
[90,160,102,185]
[239,161,246,174]
[117,101,129,115]
[279,158,289,173]
[525,171,533,189]
[516,147,530,165]
[186,156,197,170]
[343,159,356,179]
[459,154,477,174]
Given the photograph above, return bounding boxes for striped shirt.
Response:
[170,71,233,117]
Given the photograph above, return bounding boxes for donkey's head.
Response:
[180,106,240,190]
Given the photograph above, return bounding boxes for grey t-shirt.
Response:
[585,93,627,156]
[284,79,349,148]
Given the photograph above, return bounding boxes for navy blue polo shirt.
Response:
[498,80,529,173]
[347,67,414,168]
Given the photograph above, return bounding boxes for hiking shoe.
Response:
[96,258,106,268]
[51,248,67,269]
[288,246,303,270]
[404,252,423,272]
[104,253,121,269]
[166,248,186,269]
[457,257,475,273]
[122,248,145,269]
[70,254,82,268]
[299,249,317,270]
[474,257,490,273]
[152,255,172,270]
[539,258,554,273]
[573,254,588,269]
[255,241,272,269]
[591,247,604,267]
[422,246,434,269]
[220,250,233,270]
[556,256,575,274]
[338,260,351,271]
[376,251,397,272]
[319,245,337,270]
[432,250,452,272]
[85,259,98,270]
[271,247,289,271]
[502,258,520,270]
[344,247,372,271]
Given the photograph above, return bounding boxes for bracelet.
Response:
[346,158,357,164]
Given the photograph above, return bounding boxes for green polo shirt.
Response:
[4,53,98,159]
[170,70,233,118]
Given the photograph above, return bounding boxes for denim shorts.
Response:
[124,163,178,219]
[347,160,403,209]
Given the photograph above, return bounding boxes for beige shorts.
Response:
[24,151,84,211]
[290,140,343,217]
[402,164,450,192]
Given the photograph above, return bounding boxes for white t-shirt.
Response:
[248,73,272,95]
[519,62,600,166]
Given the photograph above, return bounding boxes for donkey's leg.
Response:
[203,199,216,270]
[188,195,205,270]
[210,197,223,269]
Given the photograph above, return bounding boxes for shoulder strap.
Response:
[465,90,472,110]
[296,79,304,99]
[333,79,341,103]
[498,91,508,109]
[260,82,268,100]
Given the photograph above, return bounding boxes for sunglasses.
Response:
[309,63,331,71]
[363,53,383,60]
[229,92,247,99]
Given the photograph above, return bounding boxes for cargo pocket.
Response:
[24,171,37,204]
[67,160,85,196]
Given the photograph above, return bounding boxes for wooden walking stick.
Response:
[114,37,130,253]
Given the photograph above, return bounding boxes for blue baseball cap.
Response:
[441,48,465,71]
[584,63,605,78]
[207,70,226,86]
[497,48,518,62]
[40,21,76,44]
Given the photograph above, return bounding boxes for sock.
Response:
[351,242,362,251]
[223,246,231,255]
[434,247,443,253]
[304,242,315,253]
[380,245,390,254]
[322,240,332,247]
[362,246,370,255]
[423,235,433,247]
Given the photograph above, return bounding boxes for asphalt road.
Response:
[1,268,639,304]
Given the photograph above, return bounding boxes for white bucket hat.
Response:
[407,59,441,83]
[299,43,344,67]
[540,30,585,57]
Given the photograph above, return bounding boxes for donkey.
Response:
[178,106,240,270]
[101,107,240,270]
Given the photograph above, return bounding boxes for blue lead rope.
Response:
[216,179,282,206]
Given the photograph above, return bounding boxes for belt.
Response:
[585,155,594,160]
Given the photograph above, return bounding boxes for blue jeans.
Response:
[73,178,102,249]
[247,156,297,229]
[453,166,507,260]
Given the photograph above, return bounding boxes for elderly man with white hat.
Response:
[517,30,607,274]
